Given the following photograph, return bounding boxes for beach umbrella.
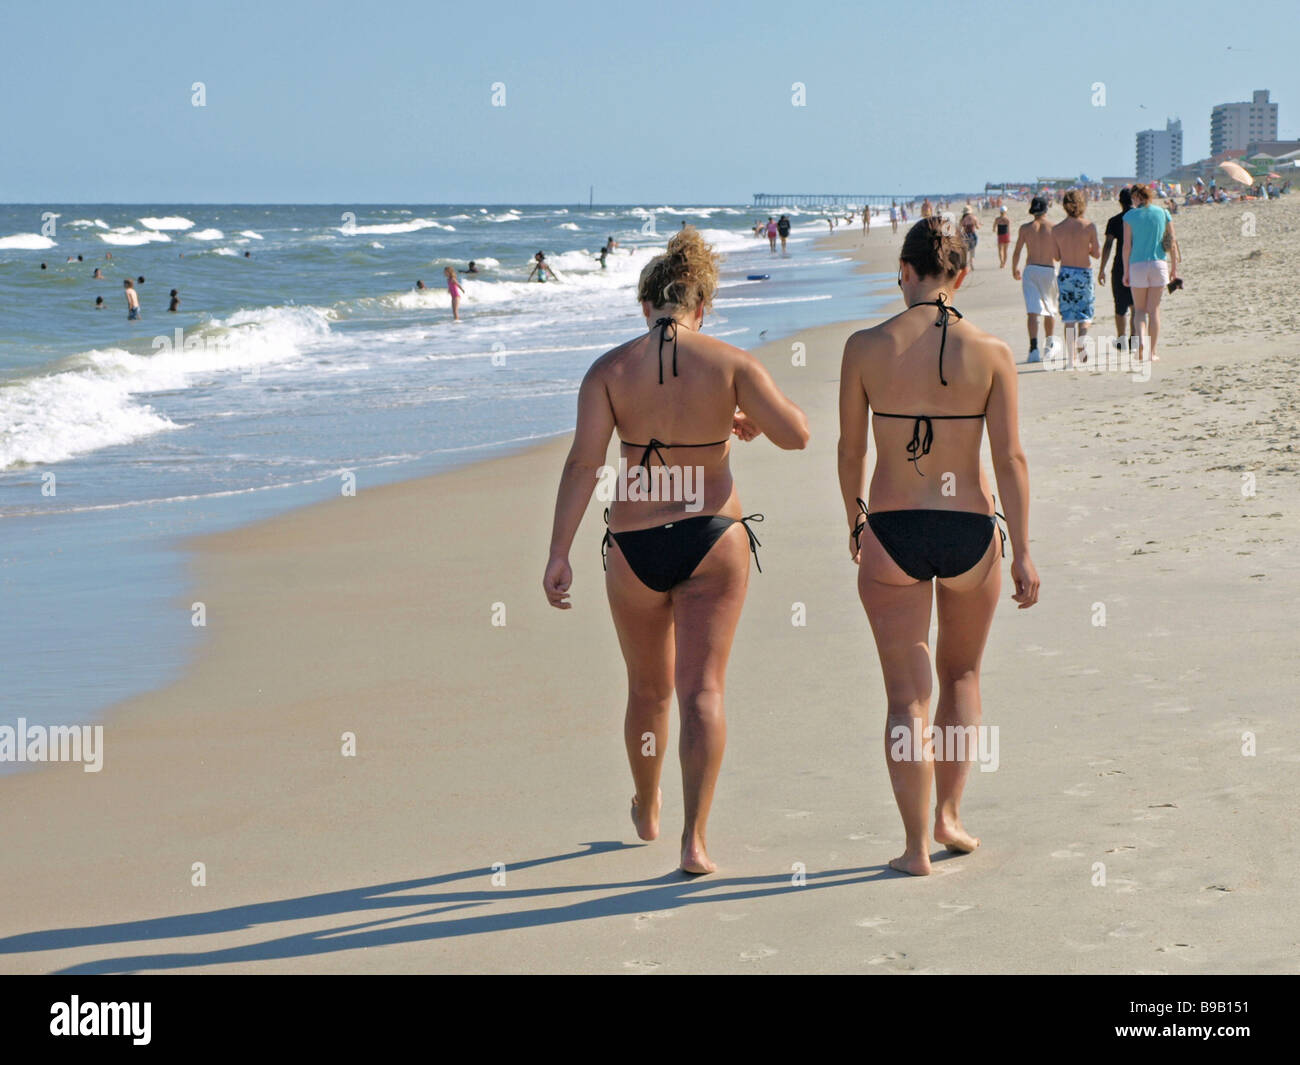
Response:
[1218,160,1254,186]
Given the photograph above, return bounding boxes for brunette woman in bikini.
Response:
[545,228,809,874]
[838,217,1040,876]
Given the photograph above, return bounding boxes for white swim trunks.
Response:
[1022,263,1059,317]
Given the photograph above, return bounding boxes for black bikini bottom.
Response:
[854,503,1005,581]
[603,510,764,593]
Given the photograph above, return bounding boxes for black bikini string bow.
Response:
[906,416,934,475]
[654,317,678,384]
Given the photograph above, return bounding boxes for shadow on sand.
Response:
[0,841,913,973]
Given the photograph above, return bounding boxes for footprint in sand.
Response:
[634,911,673,928]
[1155,943,1194,954]
[1051,845,1086,858]
[938,902,973,917]
[623,959,662,971]
[1111,878,1141,894]
[739,945,778,961]
[867,951,908,965]
[1063,784,1094,797]
[855,916,894,931]
[782,810,812,819]
[847,832,878,841]
[717,913,748,923]
[1108,922,1148,938]
[1105,845,1137,853]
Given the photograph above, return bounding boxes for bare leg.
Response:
[1131,287,1149,361]
[1145,284,1164,360]
[670,523,751,874]
[932,533,1000,854]
[1025,313,1039,345]
[857,525,935,876]
[605,543,675,842]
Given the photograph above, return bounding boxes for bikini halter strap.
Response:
[908,295,963,386]
[653,316,678,384]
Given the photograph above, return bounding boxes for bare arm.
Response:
[544,367,615,607]
[1165,218,1179,277]
[734,354,810,451]
[1088,222,1100,261]
[1122,223,1133,286]
[984,339,1039,607]
[836,333,870,557]
[1098,232,1114,282]
[1010,228,1027,277]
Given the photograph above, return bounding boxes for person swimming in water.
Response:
[528,251,558,282]
[543,227,809,875]
[837,216,1039,877]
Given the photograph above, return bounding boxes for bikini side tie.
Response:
[737,514,765,572]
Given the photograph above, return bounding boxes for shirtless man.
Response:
[1010,197,1058,364]
[123,278,141,320]
[1052,190,1100,367]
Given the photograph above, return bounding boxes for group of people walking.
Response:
[1008,188,1179,364]
[544,221,1039,877]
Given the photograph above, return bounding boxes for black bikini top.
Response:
[873,297,983,476]
[620,316,728,473]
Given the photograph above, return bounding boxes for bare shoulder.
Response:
[588,335,640,381]
[843,319,892,363]
[962,320,1014,369]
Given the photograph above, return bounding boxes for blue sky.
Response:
[2,0,1296,203]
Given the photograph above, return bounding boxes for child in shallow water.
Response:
[444,267,465,321]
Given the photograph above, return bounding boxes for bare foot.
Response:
[934,815,980,854]
[888,852,931,876]
[630,789,661,842]
[680,834,716,875]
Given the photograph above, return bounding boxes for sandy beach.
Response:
[3,197,1298,974]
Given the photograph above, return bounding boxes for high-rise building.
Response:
[1211,90,1278,155]
[1136,118,1183,182]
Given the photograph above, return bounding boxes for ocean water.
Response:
[0,203,892,737]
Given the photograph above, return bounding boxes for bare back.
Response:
[843,306,1004,514]
[1019,218,1057,266]
[596,327,743,529]
[1053,216,1100,269]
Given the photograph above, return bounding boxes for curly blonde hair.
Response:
[637,227,719,312]
[1063,189,1086,217]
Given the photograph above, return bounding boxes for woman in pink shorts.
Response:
[1122,185,1179,362]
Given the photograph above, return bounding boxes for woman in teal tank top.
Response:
[1122,185,1180,362]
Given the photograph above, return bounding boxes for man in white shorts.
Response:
[1011,196,1059,363]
